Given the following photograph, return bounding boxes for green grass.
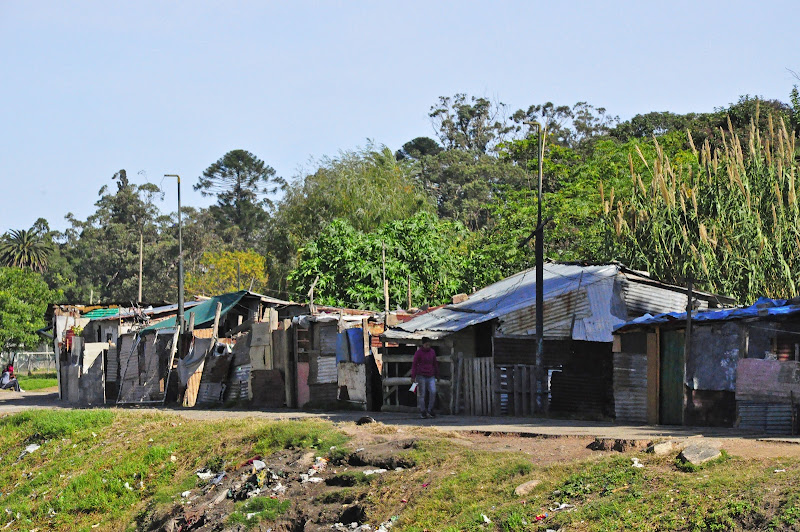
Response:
[0,410,348,531]
[228,497,291,528]
[16,371,58,391]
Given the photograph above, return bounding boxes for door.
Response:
[659,329,684,425]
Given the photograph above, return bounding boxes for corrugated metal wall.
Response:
[613,351,648,423]
[737,401,794,434]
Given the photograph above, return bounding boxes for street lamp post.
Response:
[164,175,184,340]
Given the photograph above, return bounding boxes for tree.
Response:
[395,136,442,161]
[0,227,52,272]
[0,267,59,351]
[429,94,514,153]
[288,212,466,309]
[606,119,800,303]
[265,144,433,293]
[185,250,269,296]
[195,150,283,245]
[55,170,174,303]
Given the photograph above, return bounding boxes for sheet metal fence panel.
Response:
[737,401,795,435]
[613,351,648,423]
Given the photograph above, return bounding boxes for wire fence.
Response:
[0,351,57,373]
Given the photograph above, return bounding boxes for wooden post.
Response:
[212,302,223,340]
[308,275,319,313]
[382,241,389,314]
[683,275,693,425]
[187,312,195,332]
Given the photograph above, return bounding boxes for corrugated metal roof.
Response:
[384,263,734,343]
[82,307,121,319]
[386,264,623,342]
[89,301,202,322]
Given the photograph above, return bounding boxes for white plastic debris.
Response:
[363,469,388,476]
[631,457,644,468]
[24,444,40,454]
[124,482,133,491]
[195,470,214,481]
[775,469,787,473]
[252,459,267,471]
[181,491,191,498]
[481,513,492,524]
[272,482,287,494]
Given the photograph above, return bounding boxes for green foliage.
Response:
[185,249,269,296]
[0,227,52,272]
[16,372,58,391]
[195,149,282,245]
[228,497,291,527]
[248,420,348,456]
[266,144,432,291]
[0,267,60,351]
[288,212,466,309]
[55,170,174,302]
[606,116,800,303]
[0,410,114,441]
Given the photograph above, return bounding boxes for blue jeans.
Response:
[416,375,436,414]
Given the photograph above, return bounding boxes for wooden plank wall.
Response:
[492,364,536,416]
[460,357,494,416]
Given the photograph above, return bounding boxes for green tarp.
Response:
[142,291,247,331]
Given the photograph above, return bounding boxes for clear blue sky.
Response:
[1,1,798,232]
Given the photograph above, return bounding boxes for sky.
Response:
[1,0,798,233]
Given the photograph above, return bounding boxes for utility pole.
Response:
[524,121,548,413]
[138,231,143,303]
[165,175,184,355]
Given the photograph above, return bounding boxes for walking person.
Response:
[411,337,438,418]
[1,364,22,392]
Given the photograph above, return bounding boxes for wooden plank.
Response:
[211,302,223,339]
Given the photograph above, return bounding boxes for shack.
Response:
[382,263,733,417]
[613,297,800,434]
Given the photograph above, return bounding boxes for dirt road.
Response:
[4,389,800,460]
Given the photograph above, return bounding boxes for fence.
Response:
[1,351,57,373]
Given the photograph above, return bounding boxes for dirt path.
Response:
[4,391,800,460]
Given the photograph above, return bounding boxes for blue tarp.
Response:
[335,332,350,363]
[615,297,800,332]
[347,328,365,364]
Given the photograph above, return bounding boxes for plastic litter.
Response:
[481,513,491,524]
[775,469,787,473]
[549,502,574,512]
[211,472,226,485]
[631,457,644,468]
[22,444,40,455]
[252,460,267,471]
[363,469,388,476]
[181,490,191,498]
[195,469,214,481]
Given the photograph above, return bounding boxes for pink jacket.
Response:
[411,347,438,379]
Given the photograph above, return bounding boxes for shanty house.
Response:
[614,297,800,433]
[382,263,733,417]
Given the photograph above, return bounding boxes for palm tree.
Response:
[0,228,52,272]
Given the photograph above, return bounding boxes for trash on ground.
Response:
[252,459,267,471]
[195,469,215,481]
[181,490,191,498]
[481,513,491,524]
[775,469,787,473]
[363,469,388,476]
[549,502,574,512]
[631,457,644,468]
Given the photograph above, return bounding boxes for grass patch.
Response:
[228,496,291,527]
[326,471,372,487]
[248,419,348,455]
[0,411,348,531]
[17,371,58,391]
[315,488,359,504]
